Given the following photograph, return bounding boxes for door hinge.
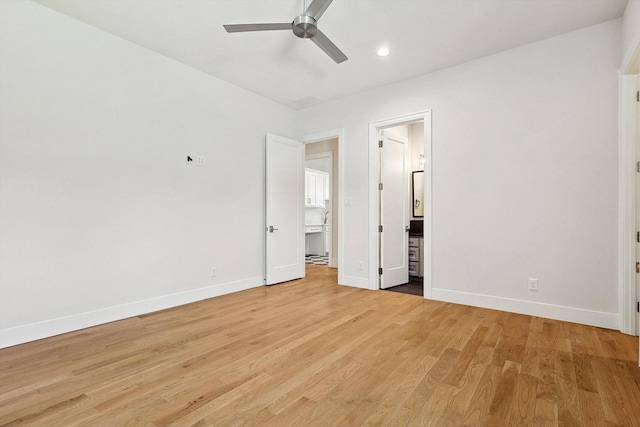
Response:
[636,261,639,273]
[637,231,639,243]
[637,90,639,102]
[637,301,639,313]
[379,183,383,190]
[379,267,383,275]
[379,140,383,148]
[637,161,640,173]
[379,225,383,232]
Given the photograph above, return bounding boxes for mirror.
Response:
[412,171,424,217]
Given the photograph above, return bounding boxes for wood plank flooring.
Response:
[1,264,639,426]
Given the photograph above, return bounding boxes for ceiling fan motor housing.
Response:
[292,15,318,38]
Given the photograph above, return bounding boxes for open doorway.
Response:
[301,130,343,283]
[304,145,333,268]
[376,124,423,296]
[369,111,432,298]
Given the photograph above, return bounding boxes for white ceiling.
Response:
[34,0,628,109]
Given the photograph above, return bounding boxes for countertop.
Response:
[305,224,327,234]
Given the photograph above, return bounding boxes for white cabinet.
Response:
[305,225,325,256]
[317,172,327,206]
[324,173,330,201]
[305,168,328,208]
[305,170,316,207]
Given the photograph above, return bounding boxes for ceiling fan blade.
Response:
[223,23,291,33]
[311,30,347,63]
[304,0,333,20]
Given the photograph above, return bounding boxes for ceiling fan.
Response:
[223,0,348,64]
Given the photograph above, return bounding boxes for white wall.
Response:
[0,0,296,347]
[409,122,425,220]
[0,0,626,347]
[622,0,640,68]
[297,19,622,328]
[305,158,331,174]
[409,122,425,174]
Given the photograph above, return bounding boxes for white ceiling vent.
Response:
[294,96,322,108]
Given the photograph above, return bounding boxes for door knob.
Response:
[269,225,279,233]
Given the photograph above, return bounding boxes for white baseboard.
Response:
[339,274,372,290]
[431,288,618,330]
[0,276,264,349]
[4,279,616,349]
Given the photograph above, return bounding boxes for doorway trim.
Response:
[618,33,640,336]
[300,128,345,285]
[619,73,638,336]
[369,110,433,297]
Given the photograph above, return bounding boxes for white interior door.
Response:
[379,130,409,289]
[265,133,305,285]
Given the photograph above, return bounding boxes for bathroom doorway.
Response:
[375,124,424,297]
[368,111,432,298]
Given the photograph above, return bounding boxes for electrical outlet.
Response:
[357,261,363,270]
[528,278,538,291]
[196,155,206,166]
[211,266,217,277]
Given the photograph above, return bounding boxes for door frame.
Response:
[369,110,432,297]
[618,39,640,336]
[300,128,344,285]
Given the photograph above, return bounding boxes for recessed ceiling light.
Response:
[377,47,390,57]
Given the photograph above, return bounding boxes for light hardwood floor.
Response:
[1,265,639,426]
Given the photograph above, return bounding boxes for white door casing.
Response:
[620,74,639,338]
[618,34,639,359]
[379,129,409,289]
[369,111,432,295]
[265,133,305,285]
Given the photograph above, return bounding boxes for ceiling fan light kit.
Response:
[223,0,348,64]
